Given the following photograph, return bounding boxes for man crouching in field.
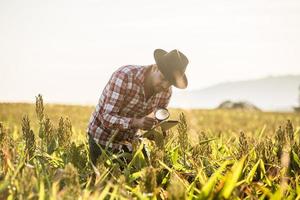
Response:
[87,49,189,166]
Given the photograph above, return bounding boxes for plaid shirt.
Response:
[87,65,172,151]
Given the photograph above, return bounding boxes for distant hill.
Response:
[169,75,300,111]
[217,100,261,111]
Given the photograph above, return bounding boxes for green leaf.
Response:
[199,160,232,198]
[296,176,300,196]
[258,124,267,140]
[170,146,179,165]
[129,171,143,182]
[161,172,170,185]
[259,159,272,186]
[169,146,187,171]
[159,160,174,173]
[47,138,57,154]
[39,181,45,200]
[219,156,246,199]
[292,150,300,168]
[246,159,260,183]
[99,182,112,199]
[127,142,146,170]
[270,189,282,200]
[198,138,217,145]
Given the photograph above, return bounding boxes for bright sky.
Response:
[1,0,300,104]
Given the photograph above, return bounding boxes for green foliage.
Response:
[0,97,300,199]
[218,156,246,199]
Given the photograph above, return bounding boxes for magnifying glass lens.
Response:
[155,108,170,121]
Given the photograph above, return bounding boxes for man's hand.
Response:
[132,117,158,130]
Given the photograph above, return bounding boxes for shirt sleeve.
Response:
[98,71,133,130]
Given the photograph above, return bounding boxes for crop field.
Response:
[0,95,300,199]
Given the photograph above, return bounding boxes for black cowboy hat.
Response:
[154,49,189,89]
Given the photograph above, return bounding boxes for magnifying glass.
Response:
[154,108,170,121]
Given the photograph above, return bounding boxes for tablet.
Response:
[152,120,179,132]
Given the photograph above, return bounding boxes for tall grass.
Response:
[0,95,300,199]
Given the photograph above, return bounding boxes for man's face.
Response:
[151,67,172,93]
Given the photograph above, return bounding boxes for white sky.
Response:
[0,0,300,104]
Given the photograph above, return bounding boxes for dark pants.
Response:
[88,135,103,166]
[88,135,132,166]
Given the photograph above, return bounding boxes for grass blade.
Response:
[219,156,246,199]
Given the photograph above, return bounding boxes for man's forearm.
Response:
[100,113,133,130]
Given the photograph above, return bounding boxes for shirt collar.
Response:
[136,65,152,85]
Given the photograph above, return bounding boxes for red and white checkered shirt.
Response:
[87,65,172,151]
